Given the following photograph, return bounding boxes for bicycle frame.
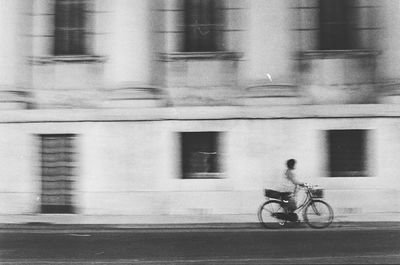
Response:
[267,186,318,213]
[295,187,314,211]
[260,185,334,228]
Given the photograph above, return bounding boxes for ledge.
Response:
[4,104,400,123]
[242,84,300,100]
[29,55,107,65]
[298,49,380,60]
[330,171,369,178]
[159,51,243,61]
[183,173,224,179]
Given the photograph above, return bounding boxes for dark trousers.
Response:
[281,192,296,212]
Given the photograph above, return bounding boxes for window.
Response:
[180,132,222,179]
[295,0,379,51]
[54,0,87,55]
[327,130,368,177]
[40,134,76,213]
[319,0,353,50]
[184,0,222,52]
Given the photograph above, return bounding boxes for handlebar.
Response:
[300,183,318,189]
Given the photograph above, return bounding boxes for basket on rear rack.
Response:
[310,187,324,198]
[264,189,282,200]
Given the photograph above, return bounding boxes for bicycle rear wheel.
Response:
[303,200,334,229]
[258,200,286,229]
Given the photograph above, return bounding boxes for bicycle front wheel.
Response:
[303,200,334,229]
[258,200,286,229]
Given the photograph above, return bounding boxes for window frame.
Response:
[183,0,223,53]
[180,131,223,179]
[39,134,77,214]
[53,0,87,56]
[319,0,354,50]
[295,0,379,52]
[326,129,369,177]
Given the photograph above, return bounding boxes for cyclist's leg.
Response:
[280,193,298,222]
[287,196,297,212]
[281,192,296,212]
[286,194,299,222]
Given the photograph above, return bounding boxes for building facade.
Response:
[0,0,400,222]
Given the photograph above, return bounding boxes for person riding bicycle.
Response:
[280,159,305,220]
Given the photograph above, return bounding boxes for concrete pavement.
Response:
[1,222,400,233]
[0,212,399,231]
[1,211,400,224]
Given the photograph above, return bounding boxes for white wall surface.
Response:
[0,107,399,218]
[379,1,400,80]
[244,0,293,83]
[0,0,17,87]
[107,0,152,86]
[0,124,37,214]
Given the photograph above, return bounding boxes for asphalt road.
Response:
[0,226,399,264]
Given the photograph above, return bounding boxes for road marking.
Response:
[68,233,91,237]
[0,250,15,255]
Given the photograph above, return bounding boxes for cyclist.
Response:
[280,159,305,220]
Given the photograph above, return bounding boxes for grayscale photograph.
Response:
[0,0,399,264]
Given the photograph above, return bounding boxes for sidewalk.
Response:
[0,212,400,231]
[1,222,400,232]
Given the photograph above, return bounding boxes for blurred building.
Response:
[0,0,399,222]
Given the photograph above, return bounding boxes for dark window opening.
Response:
[319,0,353,50]
[180,132,221,179]
[40,134,76,213]
[54,0,87,55]
[327,130,368,177]
[184,0,222,52]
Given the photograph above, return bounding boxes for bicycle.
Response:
[258,184,334,229]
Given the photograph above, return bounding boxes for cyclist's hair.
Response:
[286,159,296,169]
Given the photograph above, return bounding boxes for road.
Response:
[0,226,399,264]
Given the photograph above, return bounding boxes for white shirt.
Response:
[280,169,301,193]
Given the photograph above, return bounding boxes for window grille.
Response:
[180,132,221,179]
[40,134,76,213]
[184,0,222,52]
[54,0,87,55]
[327,130,367,177]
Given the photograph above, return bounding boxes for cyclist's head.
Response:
[286,159,296,169]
